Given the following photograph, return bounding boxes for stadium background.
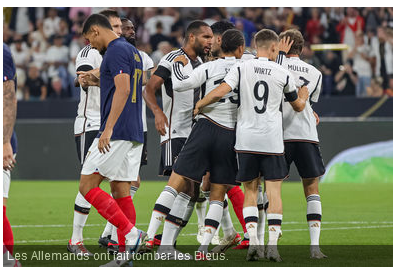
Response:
[3,6,393,266]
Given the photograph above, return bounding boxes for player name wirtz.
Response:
[254,67,272,75]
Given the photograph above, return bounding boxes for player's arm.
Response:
[194,82,232,116]
[77,68,100,87]
[3,79,17,170]
[171,56,206,91]
[276,36,294,66]
[99,73,130,153]
[284,74,308,112]
[143,63,170,136]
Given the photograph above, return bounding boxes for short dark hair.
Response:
[279,29,304,55]
[221,29,245,53]
[211,20,235,35]
[82,14,112,35]
[98,9,120,19]
[185,20,210,38]
[254,29,279,48]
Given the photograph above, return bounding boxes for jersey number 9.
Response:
[253,80,269,114]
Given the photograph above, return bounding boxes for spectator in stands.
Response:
[29,19,48,53]
[45,34,69,97]
[320,7,342,43]
[336,7,365,49]
[370,26,393,89]
[24,64,47,101]
[366,77,384,97]
[10,35,30,100]
[43,8,61,39]
[334,59,358,95]
[384,76,393,97]
[149,21,170,51]
[348,31,372,97]
[305,8,323,44]
[30,40,47,70]
[301,43,321,69]
[145,7,175,36]
[321,50,342,96]
[151,40,173,65]
[57,18,72,45]
[9,7,36,41]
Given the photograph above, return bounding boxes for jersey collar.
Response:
[257,57,269,61]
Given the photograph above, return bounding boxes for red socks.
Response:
[3,206,14,255]
[227,186,247,233]
[115,196,136,252]
[84,187,133,236]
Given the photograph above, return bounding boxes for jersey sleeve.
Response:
[76,48,101,72]
[141,51,154,71]
[310,74,322,103]
[107,46,133,79]
[171,62,207,92]
[3,45,16,82]
[283,70,298,102]
[154,55,172,81]
[223,63,240,90]
[275,51,286,67]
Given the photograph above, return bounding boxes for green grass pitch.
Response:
[6,181,393,267]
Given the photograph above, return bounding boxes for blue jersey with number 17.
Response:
[99,37,143,143]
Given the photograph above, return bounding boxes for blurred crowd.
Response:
[3,7,393,101]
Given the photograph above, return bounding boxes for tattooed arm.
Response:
[3,79,17,170]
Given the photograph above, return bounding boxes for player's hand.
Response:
[154,111,169,136]
[279,36,294,54]
[298,86,309,101]
[98,128,113,154]
[3,142,16,171]
[193,100,203,117]
[77,71,100,87]
[173,55,188,66]
[313,111,320,125]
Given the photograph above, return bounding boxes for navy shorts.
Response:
[284,141,326,179]
[173,118,238,185]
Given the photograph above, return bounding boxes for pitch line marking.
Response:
[13,225,393,243]
[11,221,393,228]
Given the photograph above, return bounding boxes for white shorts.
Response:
[81,139,143,182]
[3,169,11,198]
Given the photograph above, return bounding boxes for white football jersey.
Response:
[224,57,297,154]
[276,54,322,142]
[74,45,102,135]
[241,49,256,60]
[156,48,202,143]
[139,50,154,132]
[172,56,240,129]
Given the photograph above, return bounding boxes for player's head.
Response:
[221,29,245,59]
[254,29,279,61]
[99,9,122,37]
[121,18,136,46]
[279,29,304,55]
[185,20,213,57]
[210,20,235,57]
[82,14,113,54]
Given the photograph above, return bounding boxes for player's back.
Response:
[197,57,240,129]
[232,57,295,154]
[281,56,322,142]
[159,48,201,142]
[74,44,102,135]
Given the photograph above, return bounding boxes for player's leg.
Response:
[69,132,95,254]
[197,183,227,255]
[262,154,289,263]
[227,184,249,249]
[293,142,326,259]
[196,173,210,244]
[257,181,266,249]
[3,169,14,256]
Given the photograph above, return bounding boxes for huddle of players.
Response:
[142,21,327,261]
[67,9,326,264]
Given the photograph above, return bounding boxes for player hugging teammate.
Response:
[66,10,326,263]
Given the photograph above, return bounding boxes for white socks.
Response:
[267,213,282,246]
[173,200,195,244]
[306,194,322,246]
[221,195,235,239]
[257,185,266,246]
[147,186,177,240]
[199,200,223,252]
[71,192,91,244]
[161,193,191,247]
[130,186,138,199]
[196,199,207,227]
[243,206,259,245]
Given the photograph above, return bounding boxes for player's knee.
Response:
[302,177,319,196]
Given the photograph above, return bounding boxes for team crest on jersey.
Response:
[134,53,141,62]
